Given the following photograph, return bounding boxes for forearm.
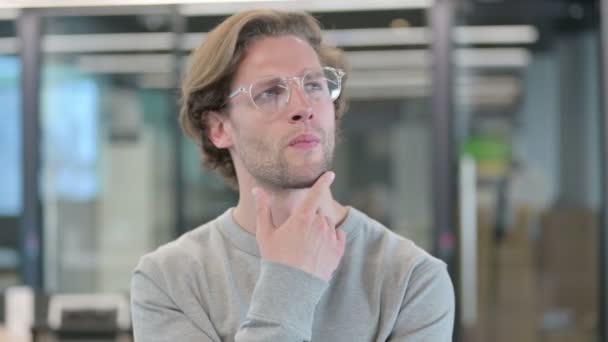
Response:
[235,261,328,341]
[131,259,328,342]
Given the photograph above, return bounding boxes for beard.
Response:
[233,125,335,189]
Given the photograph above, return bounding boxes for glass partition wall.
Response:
[38,7,177,292]
[454,0,603,341]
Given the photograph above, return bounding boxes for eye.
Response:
[304,77,328,93]
[253,85,286,102]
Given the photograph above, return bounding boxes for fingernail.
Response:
[328,171,335,181]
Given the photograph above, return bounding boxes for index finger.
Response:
[299,171,335,218]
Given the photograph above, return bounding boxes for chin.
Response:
[287,178,317,189]
[286,169,327,189]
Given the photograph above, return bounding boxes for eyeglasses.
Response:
[228,66,345,116]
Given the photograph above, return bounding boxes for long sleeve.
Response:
[131,269,221,342]
[387,257,455,342]
[131,258,328,342]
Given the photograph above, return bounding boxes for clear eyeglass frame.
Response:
[227,66,345,116]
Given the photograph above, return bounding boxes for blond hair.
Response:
[178,9,348,188]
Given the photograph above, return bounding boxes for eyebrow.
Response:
[247,67,322,80]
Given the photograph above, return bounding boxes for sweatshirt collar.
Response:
[217,206,362,257]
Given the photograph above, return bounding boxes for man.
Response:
[131,9,454,342]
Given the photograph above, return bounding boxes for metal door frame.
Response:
[599,0,608,340]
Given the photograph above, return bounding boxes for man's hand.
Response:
[253,171,346,282]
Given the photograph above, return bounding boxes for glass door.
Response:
[454,0,602,341]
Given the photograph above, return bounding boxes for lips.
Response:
[288,133,321,146]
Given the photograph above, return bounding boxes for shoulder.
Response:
[347,207,431,266]
[133,214,226,283]
[347,207,451,287]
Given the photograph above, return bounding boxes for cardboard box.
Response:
[538,208,599,340]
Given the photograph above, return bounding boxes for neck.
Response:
[232,179,348,235]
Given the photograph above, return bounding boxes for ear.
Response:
[206,111,233,149]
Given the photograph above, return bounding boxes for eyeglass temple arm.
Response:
[229,87,246,99]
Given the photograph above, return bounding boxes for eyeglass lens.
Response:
[250,68,341,114]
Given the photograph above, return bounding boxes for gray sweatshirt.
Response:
[131,207,454,341]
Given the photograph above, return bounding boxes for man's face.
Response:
[225,35,337,189]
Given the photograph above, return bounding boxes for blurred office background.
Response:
[0,0,606,341]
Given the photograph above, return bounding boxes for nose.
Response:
[287,83,314,123]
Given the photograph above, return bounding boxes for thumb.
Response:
[252,188,274,237]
